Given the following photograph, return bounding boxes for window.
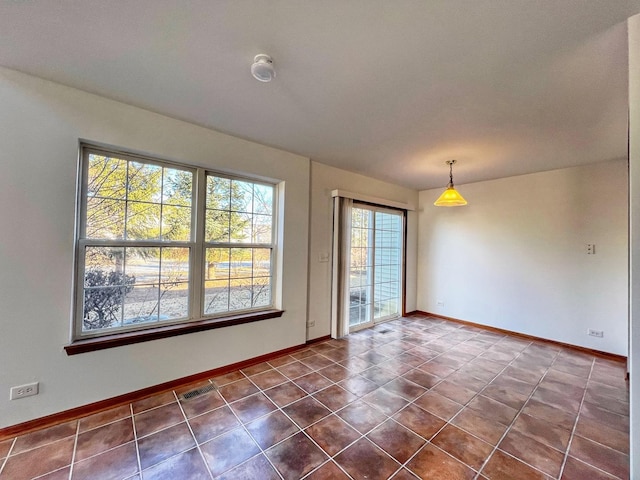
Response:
[73,145,277,343]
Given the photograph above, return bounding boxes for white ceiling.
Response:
[1,1,639,190]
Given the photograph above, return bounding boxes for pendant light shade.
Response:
[434,160,467,207]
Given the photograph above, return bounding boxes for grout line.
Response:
[130,402,144,479]
[0,438,16,476]
[173,389,215,479]
[66,419,81,480]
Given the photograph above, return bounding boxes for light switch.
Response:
[318,252,330,263]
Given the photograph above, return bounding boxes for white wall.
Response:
[628,13,640,479]
[417,160,628,355]
[0,67,311,428]
[306,161,418,340]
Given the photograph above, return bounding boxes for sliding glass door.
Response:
[349,204,403,331]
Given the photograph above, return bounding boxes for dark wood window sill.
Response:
[64,309,284,355]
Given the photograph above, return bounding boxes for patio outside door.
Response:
[348,204,403,331]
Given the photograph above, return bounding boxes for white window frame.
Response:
[73,144,277,340]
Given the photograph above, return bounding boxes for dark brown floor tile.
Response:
[138,422,195,470]
[551,359,591,378]
[481,449,551,480]
[246,410,298,449]
[521,398,577,430]
[250,369,288,390]
[134,403,184,438]
[406,443,476,479]
[311,342,338,355]
[447,372,489,392]
[318,364,352,382]
[367,419,425,463]
[132,391,176,414]
[511,413,570,451]
[300,354,335,371]
[482,384,529,410]
[340,356,374,373]
[391,468,420,479]
[268,354,297,368]
[1,437,74,480]
[499,430,564,477]
[575,416,629,454]
[78,405,131,433]
[75,417,134,461]
[305,461,350,479]
[217,378,260,403]
[561,456,619,480]
[36,467,70,480]
[414,391,463,420]
[418,360,456,378]
[12,421,77,455]
[470,358,506,374]
[432,424,493,470]
[338,374,379,396]
[580,401,629,433]
[141,447,210,480]
[380,358,417,376]
[544,368,588,389]
[538,377,585,400]
[305,414,361,456]
[278,361,314,379]
[72,442,138,480]
[229,392,276,423]
[584,390,629,417]
[490,374,536,396]
[217,453,280,480]
[294,372,333,394]
[357,351,390,366]
[503,365,545,385]
[211,370,244,386]
[530,387,580,414]
[363,388,409,416]
[283,396,331,428]
[188,405,240,444]
[291,348,316,360]
[402,369,440,389]
[467,395,518,425]
[457,364,498,382]
[313,384,358,410]
[383,377,426,401]
[451,408,508,445]
[266,432,328,480]
[337,400,388,434]
[432,380,477,404]
[241,362,272,376]
[321,348,351,363]
[335,438,400,480]
[200,428,260,477]
[587,381,629,403]
[180,389,225,418]
[569,435,629,479]
[263,381,308,407]
[396,352,426,368]
[0,438,13,459]
[393,403,445,440]
[360,365,398,386]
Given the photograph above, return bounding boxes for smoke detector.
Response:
[251,54,276,82]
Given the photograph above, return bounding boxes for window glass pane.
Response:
[160,248,190,283]
[125,247,160,285]
[87,154,127,200]
[127,162,162,202]
[230,180,253,212]
[230,248,252,279]
[204,279,229,314]
[123,285,160,325]
[206,248,230,280]
[253,248,271,278]
[162,168,192,206]
[159,282,189,320]
[206,176,231,211]
[126,202,161,240]
[230,212,252,243]
[229,278,252,310]
[161,205,191,241]
[86,198,126,239]
[254,184,273,215]
[253,214,272,243]
[206,210,230,243]
[253,280,271,308]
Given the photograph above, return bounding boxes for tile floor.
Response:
[0,314,630,480]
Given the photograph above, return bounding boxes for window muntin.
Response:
[76,146,276,339]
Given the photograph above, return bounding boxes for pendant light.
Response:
[434,160,467,207]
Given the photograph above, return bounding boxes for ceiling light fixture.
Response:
[251,54,276,82]
[434,160,468,207]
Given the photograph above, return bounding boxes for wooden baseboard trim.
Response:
[406,310,627,364]
[0,337,329,440]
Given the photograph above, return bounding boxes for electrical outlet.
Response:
[10,382,39,400]
[587,329,604,338]
[436,301,444,307]
[586,244,596,255]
